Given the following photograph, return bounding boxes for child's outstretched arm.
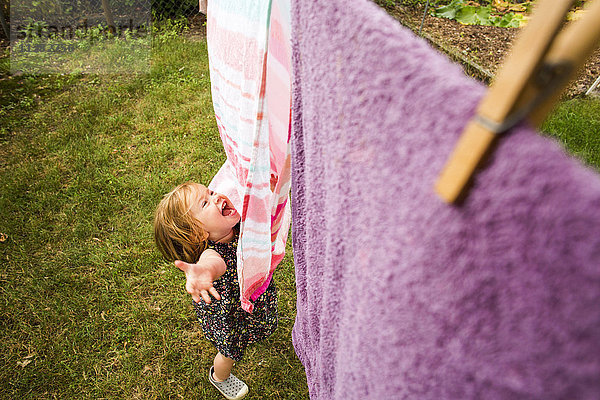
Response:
[174,249,226,304]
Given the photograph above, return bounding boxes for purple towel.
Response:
[290,1,600,399]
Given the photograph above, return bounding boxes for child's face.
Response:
[189,184,240,242]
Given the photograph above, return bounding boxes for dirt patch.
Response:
[387,4,600,97]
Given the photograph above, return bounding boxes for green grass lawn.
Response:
[1,24,599,400]
[541,97,600,169]
[0,32,307,399]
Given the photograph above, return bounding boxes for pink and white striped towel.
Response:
[206,0,292,313]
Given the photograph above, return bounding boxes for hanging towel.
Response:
[263,0,293,286]
[290,0,600,399]
[207,0,292,313]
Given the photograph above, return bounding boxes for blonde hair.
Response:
[153,181,209,263]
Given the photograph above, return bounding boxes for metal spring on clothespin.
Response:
[434,0,600,204]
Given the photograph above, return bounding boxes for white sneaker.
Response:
[208,366,249,400]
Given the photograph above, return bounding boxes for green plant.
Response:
[18,18,50,39]
[431,0,525,27]
[152,15,190,46]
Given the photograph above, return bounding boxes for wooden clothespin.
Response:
[435,0,600,204]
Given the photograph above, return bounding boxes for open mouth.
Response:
[221,200,236,216]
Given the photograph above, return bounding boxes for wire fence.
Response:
[0,0,444,41]
[1,0,9,39]
[153,0,198,19]
[0,0,201,41]
[3,0,203,74]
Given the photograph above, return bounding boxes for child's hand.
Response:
[174,250,226,304]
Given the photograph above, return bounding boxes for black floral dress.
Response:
[192,229,278,362]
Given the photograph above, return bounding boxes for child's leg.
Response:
[213,352,235,382]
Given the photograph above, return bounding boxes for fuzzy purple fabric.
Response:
[290,1,600,399]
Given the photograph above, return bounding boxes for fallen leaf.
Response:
[0,233,7,242]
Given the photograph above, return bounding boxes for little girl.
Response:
[153,181,278,400]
